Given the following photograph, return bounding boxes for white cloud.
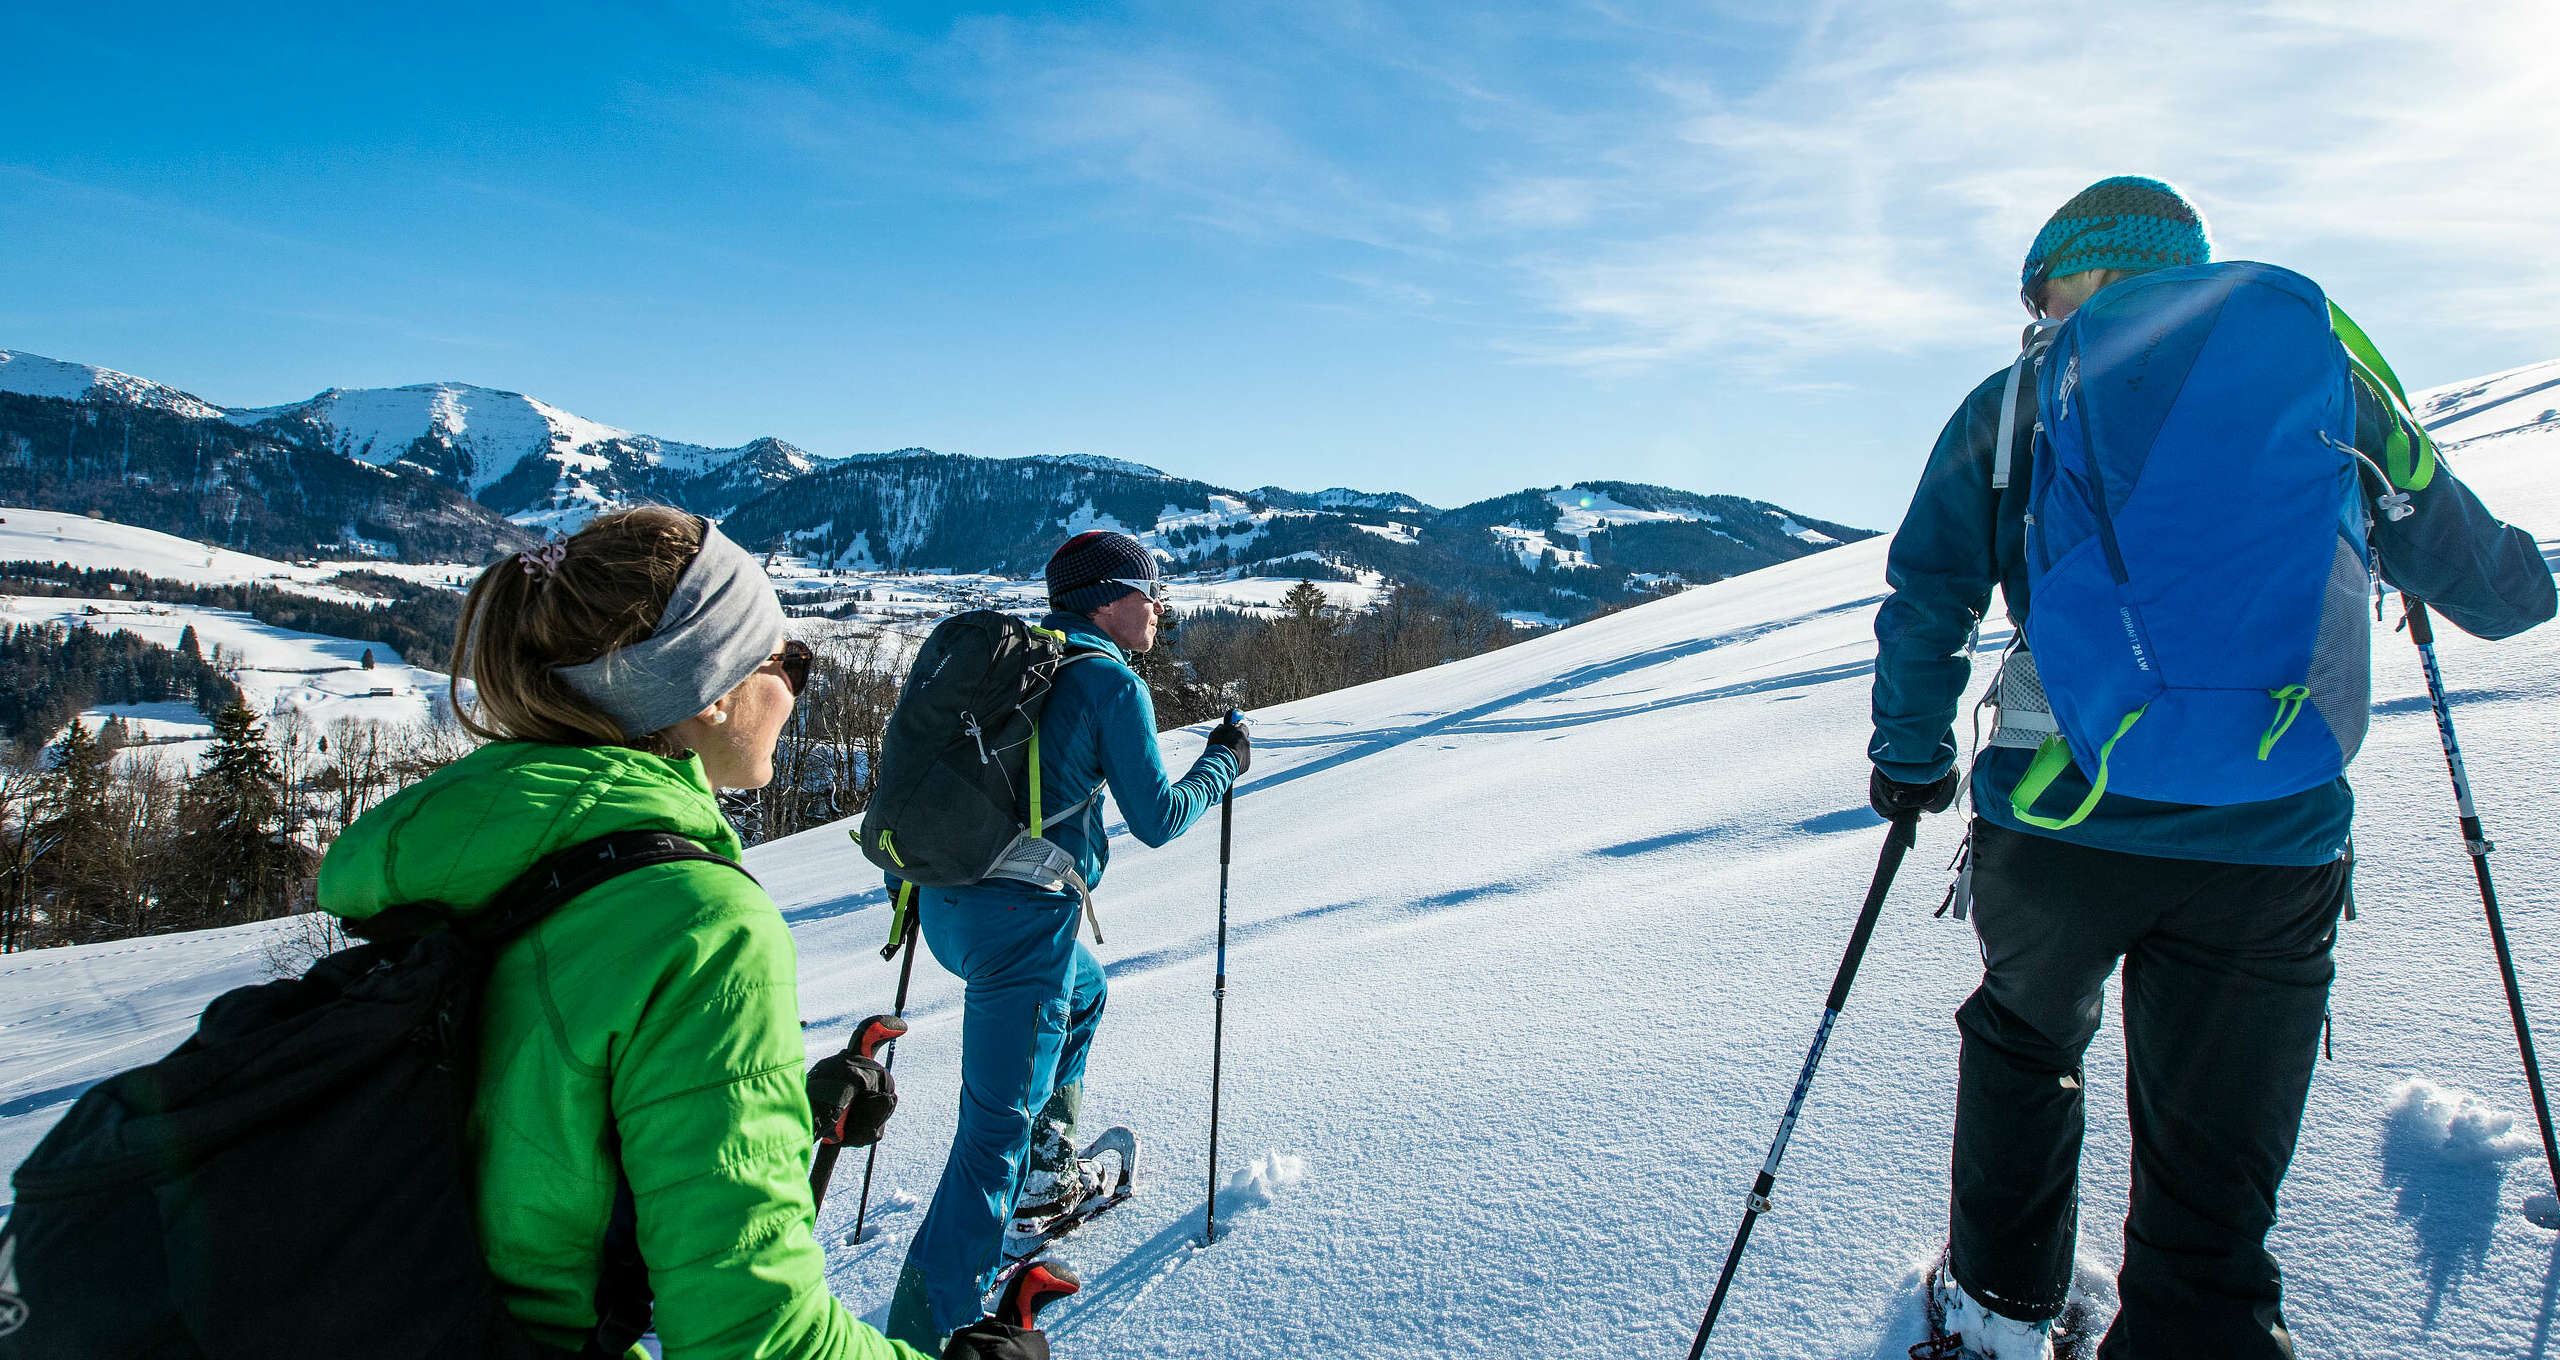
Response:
[679,2,2560,374]
[1495,0,2560,367]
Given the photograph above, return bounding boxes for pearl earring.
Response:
[709,711,729,726]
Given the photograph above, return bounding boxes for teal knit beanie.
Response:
[2021,176,2211,294]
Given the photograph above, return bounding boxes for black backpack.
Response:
[0,830,749,1360]
[856,612,1105,951]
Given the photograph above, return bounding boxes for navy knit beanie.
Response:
[1046,530,1159,614]
[2022,176,2211,295]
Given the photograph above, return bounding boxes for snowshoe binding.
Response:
[1003,1126,1137,1261]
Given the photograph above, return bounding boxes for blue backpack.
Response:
[2011,261,2378,829]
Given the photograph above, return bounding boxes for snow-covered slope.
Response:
[1,367,2554,1358]
[0,594,448,745]
[0,505,476,600]
[2419,357,2560,448]
[0,350,226,421]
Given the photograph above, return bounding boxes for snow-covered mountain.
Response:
[226,382,825,529]
[0,352,537,562]
[1,346,1868,615]
[3,358,2552,1358]
[719,450,1868,617]
[1248,485,1440,517]
[0,349,227,421]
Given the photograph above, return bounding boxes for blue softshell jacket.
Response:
[1872,318,2554,866]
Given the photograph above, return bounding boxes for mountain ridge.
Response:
[1,346,1874,618]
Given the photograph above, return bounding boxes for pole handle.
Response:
[852,1013,909,1062]
[998,1258,1081,1329]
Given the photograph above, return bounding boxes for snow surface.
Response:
[1487,521,1591,570]
[1772,514,1839,546]
[1,367,2556,1358]
[1547,486,1718,538]
[2419,358,2560,449]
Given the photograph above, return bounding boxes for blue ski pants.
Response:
[901,886,1105,1336]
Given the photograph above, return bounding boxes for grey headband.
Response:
[555,521,787,738]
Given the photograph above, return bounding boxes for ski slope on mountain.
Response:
[0,506,475,600]
[1,371,2555,1358]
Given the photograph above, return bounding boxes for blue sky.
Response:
[5,2,2556,528]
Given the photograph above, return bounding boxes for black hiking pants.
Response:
[1950,819,2349,1360]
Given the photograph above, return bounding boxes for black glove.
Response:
[806,1052,896,1149]
[944,1321,1048,1360]
[1869,767,1958,820]
[1207,715,1251,775]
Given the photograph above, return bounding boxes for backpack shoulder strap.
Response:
[1992,320,2062,492]
[471,830,756,948]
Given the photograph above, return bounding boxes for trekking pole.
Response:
[1687,812,1920,1356]
[843,911,922,1240]
[812,1011,906,1214]
[2403,597,2560,1217]
[1203,727,1239,1246]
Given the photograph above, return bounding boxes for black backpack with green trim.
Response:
[857,611,1106,949]
[0,831,747,1360]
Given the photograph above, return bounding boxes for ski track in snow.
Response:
[2,372,2558,1357]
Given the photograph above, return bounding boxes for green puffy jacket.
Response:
[318,740,927,1360]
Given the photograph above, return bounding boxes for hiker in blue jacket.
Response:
[886,529,1245,1348]
[1870,177,2554,1360]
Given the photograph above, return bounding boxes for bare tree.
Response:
[268,705,316,838]
[0,758,50,952]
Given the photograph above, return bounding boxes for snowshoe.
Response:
[1913,1247,2106,1360]
[1003,1126,1137,1262]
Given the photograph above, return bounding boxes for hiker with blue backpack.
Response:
[866,529,1248,1349]
[1869,177,2555,1359]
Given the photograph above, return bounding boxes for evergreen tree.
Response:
[170,705,299,927]
[1280,579,1332,622]
[30,721,117,938]
[178,624,202,662]
[359,648,375,670]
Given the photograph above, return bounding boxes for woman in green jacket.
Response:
[317,508,1039,1359]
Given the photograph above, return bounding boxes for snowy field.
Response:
[769,561,1390,634]
[0,367,2555,1358]
[0,505,479,601]
[0,594,450,757]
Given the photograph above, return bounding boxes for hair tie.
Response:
[518,539,568,581]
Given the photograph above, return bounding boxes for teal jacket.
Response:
[1019,610,1236,891]
[1871,319,2554,866]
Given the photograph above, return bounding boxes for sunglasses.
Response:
[2019,265,2051,321]
[772,639,812,696]
[2019,217,2119,320]
[1108,577,1166,604]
